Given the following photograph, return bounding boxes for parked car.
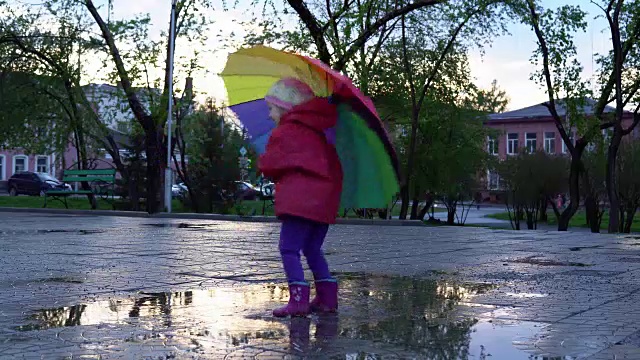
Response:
[259,182,275,199]
[172,183,188,197]
[234,181,261,201]
[8,172,72,197]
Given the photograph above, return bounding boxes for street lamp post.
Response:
[165,0,177,213]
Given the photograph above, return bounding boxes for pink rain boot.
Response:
[273,283,310,318]
[310,280,338,313]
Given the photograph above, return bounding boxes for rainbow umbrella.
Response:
[221,45,400,209]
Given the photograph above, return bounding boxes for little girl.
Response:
[259,78,343,317]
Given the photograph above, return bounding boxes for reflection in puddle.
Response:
[143,223,217,229]
[12,274,570,358]
[505,292,548,298]
[0,229,105,235]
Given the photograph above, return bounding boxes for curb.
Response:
[0,207,425,227]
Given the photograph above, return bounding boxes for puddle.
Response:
[0,229,105,235]
[142,223,218,229]
[505,292,548,298]
[569,245,602,252]
[509,256,590,267]
[37,276,84,284]
[8,275,574,358]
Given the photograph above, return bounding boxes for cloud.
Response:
[469,51,548,111]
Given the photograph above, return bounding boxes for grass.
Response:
[487,210,640,233]
[0,195,444,219]
[0,195,188,212]
[233,200,441,218]
[0,195,116,210]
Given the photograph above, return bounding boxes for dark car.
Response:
[8,172,71,197]
[234,181,260,201]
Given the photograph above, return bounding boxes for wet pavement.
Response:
[2,214,640,358]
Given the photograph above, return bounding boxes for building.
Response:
[0,84,133,189]
[0,82,185,191]
[483,98,637,192]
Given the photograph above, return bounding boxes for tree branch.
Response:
[594,1,640,116]
[83,0,150,130]
[416,5,485,111]
[286,0,332,65]
[334,0,447,71]
[366,18,398,71]
[526,0,576,155]
[609,0,624,130]
[400,15,416,108]
[326,0,342,59]
[622,113,640,136]
[320,0,355,33]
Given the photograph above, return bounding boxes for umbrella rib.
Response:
[227,98,265,108]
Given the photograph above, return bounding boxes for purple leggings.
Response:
[279,216,332,284]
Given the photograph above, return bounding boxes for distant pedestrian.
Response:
[259,78,343,318]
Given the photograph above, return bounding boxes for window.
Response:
[488,170,501,190]
[544,132,556,154]
[117,122,129,133]
[13,156,27,173]
[525,133,537,153]
[562,132,575,154]
[487,136,498,155]
[0,155,4,180]
[507,133,519,155]
[36,156,49,173]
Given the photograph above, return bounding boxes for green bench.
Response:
[44,169,117,209]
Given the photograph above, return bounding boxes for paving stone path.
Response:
[2,212,640,359]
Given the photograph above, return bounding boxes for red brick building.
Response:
[483,98,637,192]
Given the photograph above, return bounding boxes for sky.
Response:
[468,0,612,110]
[79,0,612,111]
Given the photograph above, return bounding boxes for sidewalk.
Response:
[2,212,640,358]
[431,205,511,227]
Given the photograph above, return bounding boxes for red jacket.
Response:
[259,97,343,224]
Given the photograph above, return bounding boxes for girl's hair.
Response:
[265,78,315,110]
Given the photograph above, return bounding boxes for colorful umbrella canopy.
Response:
[221,45,400,209]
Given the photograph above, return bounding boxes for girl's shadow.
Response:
[289,314,339,355]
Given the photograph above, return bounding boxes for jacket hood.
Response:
[280,97,337,131]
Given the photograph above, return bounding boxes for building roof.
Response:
[487,98,625,121]
[105,128,134,148]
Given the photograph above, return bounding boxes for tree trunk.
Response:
[409,182,421,220]
[538,199,548,222]
[619,207,625,233]
[508,205,522,231]
[399,185,410,220]
[526,211,535,230]
[145,128,164,214]
[400,109,419,220]
[417,198,435,221]
[607,132,622,233]
[584,195,600,233]
[410,196,419,220]
[511,206,522,230]
[623,206,637,234]
[127,172,141,211]
[447,208,455,225]
[558,153,583,231]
